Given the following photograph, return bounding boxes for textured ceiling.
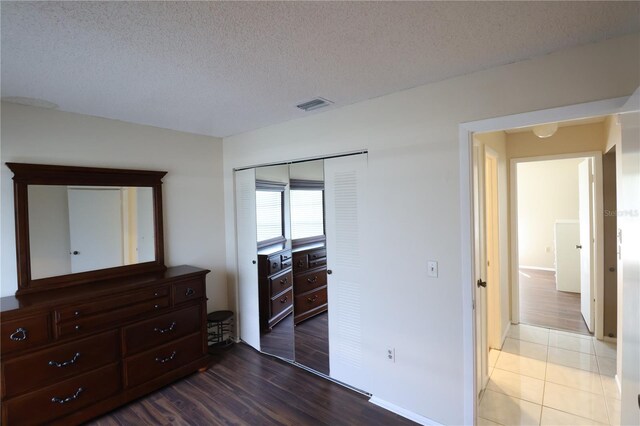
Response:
[2,1,639,137]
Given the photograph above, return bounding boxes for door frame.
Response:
[458,95,632,425]
[509,152,603,336]
[484,146,502,350]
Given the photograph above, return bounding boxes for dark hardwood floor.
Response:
[295,311,329,375]
[519,268,591,335]
[90,343,416,426]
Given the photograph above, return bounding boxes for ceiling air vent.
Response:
[296,97,333,112]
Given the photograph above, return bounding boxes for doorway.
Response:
[513,155,597,335]
[460,94,637,423]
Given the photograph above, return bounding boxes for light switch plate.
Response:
[427,260,438,277]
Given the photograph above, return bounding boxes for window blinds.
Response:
[290,190,324,240]
[255,190,283,242]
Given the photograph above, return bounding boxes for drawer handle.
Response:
[154,304,161,309]
[280,296,288,304]
[307,276,317,284]
[297,260,305,267]
[155,351,177,364]
[9,327,27,341]
[280,277,288,285]
[154,322,177,334]
[48,352,80,368]
[75,325,81,331]
[272,262,279,268]
[307,295,319,303]
[51,387,83,404]
[74,311,80,316]
[185,287,196,297]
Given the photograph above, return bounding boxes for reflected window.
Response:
[256,181,285,245]
[290,180,324,242]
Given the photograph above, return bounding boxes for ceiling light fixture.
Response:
[532,122,558,138]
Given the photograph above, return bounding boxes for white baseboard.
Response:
[369,396,442,426]
[519,265,556,272]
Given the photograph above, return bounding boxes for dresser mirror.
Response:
[250,160,328,375]
[7,163,166,295]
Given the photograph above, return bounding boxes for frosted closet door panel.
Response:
[235,168,260,350]
[325,153,369,392]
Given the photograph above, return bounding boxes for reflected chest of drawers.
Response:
[292,244,327,324]
[257,245,293,332]
[0,266,210,426]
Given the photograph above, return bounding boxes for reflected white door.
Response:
[578,159,594,332]
[234,169,260,351]
[325,153,368,392]
[68,188,123,273]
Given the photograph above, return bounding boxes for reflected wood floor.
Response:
[519,268,591,335]
[90,342,415,426]
[260,312,295,360]
[295,311,329,375]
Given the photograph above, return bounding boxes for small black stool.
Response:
[207,310,234,349]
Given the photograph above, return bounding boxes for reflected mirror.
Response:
[256,165,295,361]
[28,185,156,279]
[289,160,329,375]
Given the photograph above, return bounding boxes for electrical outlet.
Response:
[427,260,438,277]
[386,347,395,362]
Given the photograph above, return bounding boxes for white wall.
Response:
[516,158,582,270]
[0,103,227,313]
[223,34,640,424]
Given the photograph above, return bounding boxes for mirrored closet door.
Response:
[234,153,367,385]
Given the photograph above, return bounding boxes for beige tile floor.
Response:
[478,324,620,425]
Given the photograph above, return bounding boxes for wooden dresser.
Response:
[257,244,293,332]
[0,266,210,425]
[292,243,327,324]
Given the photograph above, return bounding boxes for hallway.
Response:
[479,324,619,425]
[519,268,591,335]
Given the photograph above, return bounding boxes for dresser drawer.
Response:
[1,313,50,355]
[4,363,120,426]
[57,297,170,337]
[124,333,203,388]
[308,248,326,261]
[267,254,282,275]
[123,306,202,355]
[56,285,168,322]
[294,287,327,314]
[173,279,205,305]
[270,288,293,319]
[293,267,327,293]
[293,252,309,272]
[268,269,293,298]
[3,330,119,398]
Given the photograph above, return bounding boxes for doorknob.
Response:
[576,245,582,249]
[327,269,332,275]
[477,279,487,288]
[609,267,616,272]
[252,260,256,264]
[71,251,80,255]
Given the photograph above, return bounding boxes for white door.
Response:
[234,169,260,351]
[578,159,595,332]
[473,144,489,395]
[485,150,501,350]
[618,89,640,426]
[555,221,581,293]
[325,154,368,392]
[68,188,123,273]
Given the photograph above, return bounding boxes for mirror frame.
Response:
[7,162,167,295]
